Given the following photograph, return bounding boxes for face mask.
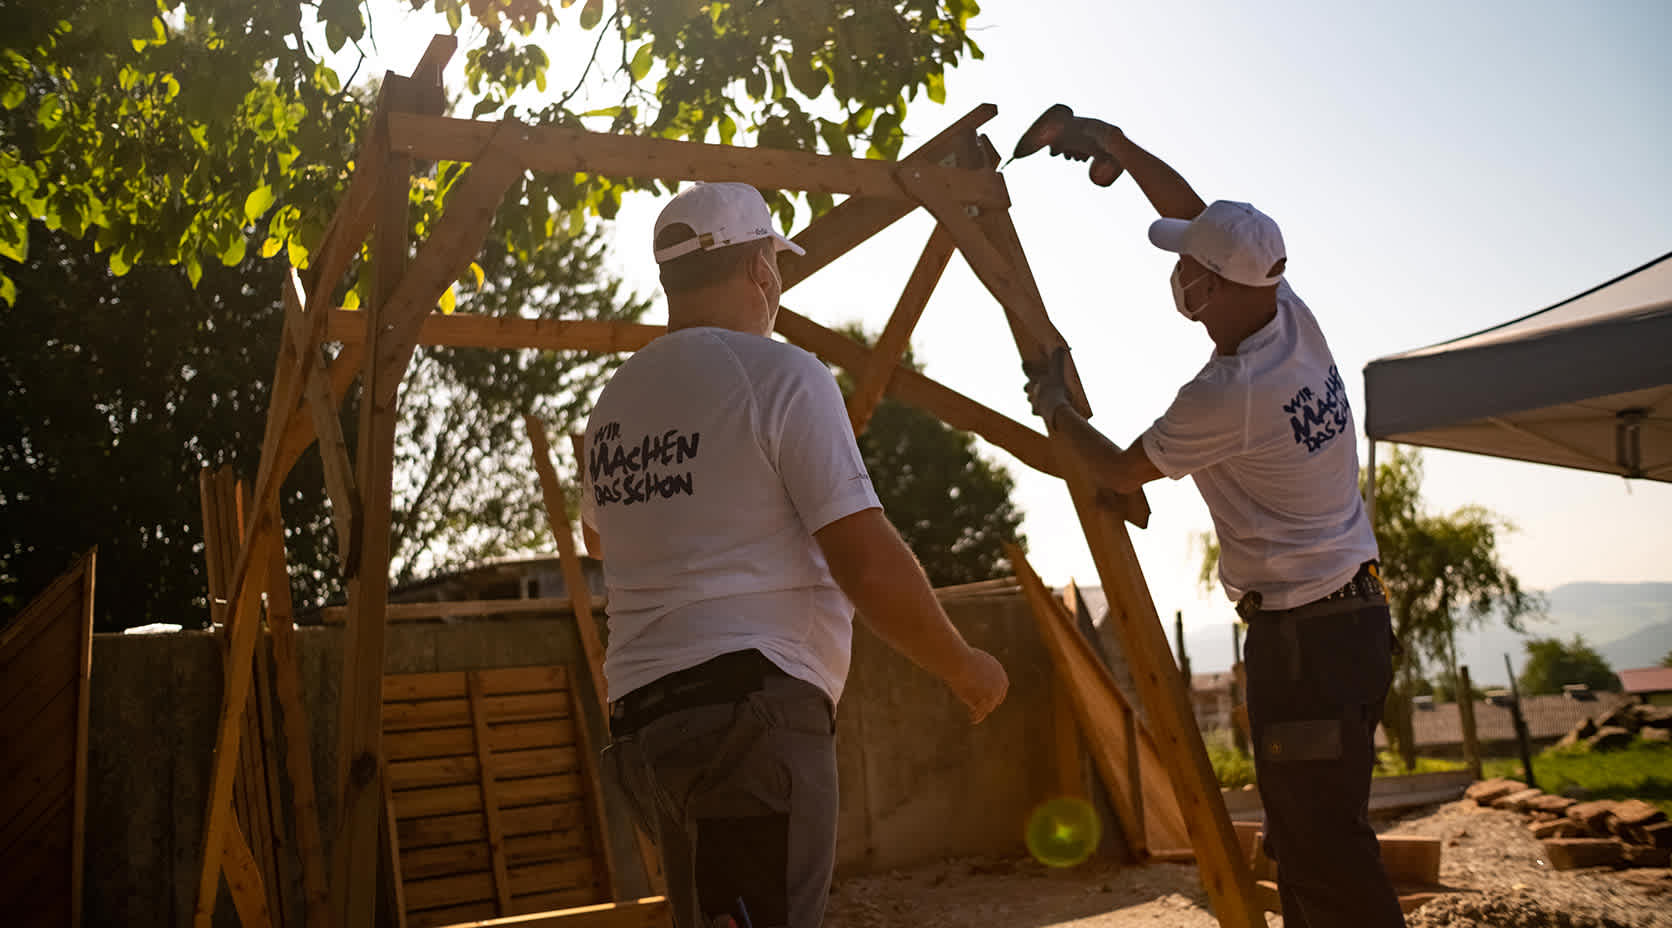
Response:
[1170,264,1212,320]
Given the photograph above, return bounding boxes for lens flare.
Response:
[1025,796,1102,867]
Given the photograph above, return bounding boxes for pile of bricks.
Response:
[1464,778,1672,870]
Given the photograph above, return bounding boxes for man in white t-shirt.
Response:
[581,182,1009,928]
[1023,120,1405,927]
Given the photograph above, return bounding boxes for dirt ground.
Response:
[822,801,1672,927]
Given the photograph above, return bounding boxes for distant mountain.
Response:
[1078,581,1672,685]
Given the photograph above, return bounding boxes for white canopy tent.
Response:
[1363,251,1672,506]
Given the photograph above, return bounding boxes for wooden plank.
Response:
[386,717,577,762]
[251,631,294,927]
[264,529,332,928]
[507,856,600,896]
[504,829,592,866]
[395,774,583,820]
[389,746,578,792]
[331,138,413,928]
[773,307,1058,476]
[68,548,93,928]
[470,671,516,914]
[777,103,998,291]
[1050,676,1086,800]
[328,309,664,354]
[509,886,600,916]
[563,636,616,902]
[401,842,493,881]
[846,224,956,435]
[435,897,670,928]
[323,595,606,624]
[373,128,527,408]
[384,691,571,732]
[385,670,469,703]
[412,901,499,928]
[526,415,646,896]
[398,801,587,850]
[0,620,79,720]
[384,758,412,928]
[404,869,497,913]
[221,816,275,928]
[387,113,1009,209]
[0,754,72,855]
[283,267,362,574]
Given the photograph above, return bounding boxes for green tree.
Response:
[834,325,1025,586]
[1367,447,1543,770]
[1661,649,1672,668]
[1519,635,1622,695]
[0,0,983,301]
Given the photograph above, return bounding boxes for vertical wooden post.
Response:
[331,91,412,927]
[1457,665,1483,779]
[1504,654,1537,790]
[467,671,515,913]
[264,515,333,928]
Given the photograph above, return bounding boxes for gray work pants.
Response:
[602,674,838,928]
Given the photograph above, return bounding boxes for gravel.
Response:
[820,800,1672,927]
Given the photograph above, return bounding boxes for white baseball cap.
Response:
[652,182,806,265]
[1148,200,1286,287]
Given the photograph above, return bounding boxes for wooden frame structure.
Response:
[194,34,1261,928]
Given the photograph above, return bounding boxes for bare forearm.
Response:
[824,521,975,684]
[1047,406,1160,495]
[1092,125,1207,220]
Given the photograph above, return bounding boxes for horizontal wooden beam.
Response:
[775,307,1058,477]
[327,309,663,354]
[442,896,669,928]
[316,595,605,624]
[386,112,1010,209]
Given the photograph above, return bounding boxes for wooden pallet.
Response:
[0,549,95,927]
[383,665,614,928]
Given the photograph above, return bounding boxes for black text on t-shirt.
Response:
[1284,365,1351,454]
[589,421,702,507]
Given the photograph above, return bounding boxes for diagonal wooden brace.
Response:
[282,267,363,577]
[846,225,956,435]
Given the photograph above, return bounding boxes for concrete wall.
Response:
[80,592,1065,925]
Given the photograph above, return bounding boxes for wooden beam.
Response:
[263,517,333,928]
[69,548,94,928]
[440,897,670,928]
[387,112,1009,210]
[220,816,275,928]
[331,143,412,928]
[774,307,1057,476]
[373,125,527,407]
[284,268,363,576]
[778,103,998,291]
[317,594,606,624]
[846,225,956,434]
[524,415,659,896]
[467,671,515,913]
[327,308,664,354]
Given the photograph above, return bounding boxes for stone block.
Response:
[1465,777,1521,805]
[1611,799,1668,835]
[1623,845,1672,868]
[1528,793,1578,816]
[1541,837,1625,870]
[1529,818,1584,839]
[1567,800,1619,835]
[1637,821,1672,850]
[1586,725,1636,751]
[1493,787,1544,811]
[1643,727,1670,744]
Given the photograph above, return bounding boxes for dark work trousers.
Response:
[1244,602,1406,928]
[602,674,839,928]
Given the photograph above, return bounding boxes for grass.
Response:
[1207,737,1257,789]
[1374,751,1467,777]
[1483,740,1672,816]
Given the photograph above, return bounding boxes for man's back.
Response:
[583,326,879,702]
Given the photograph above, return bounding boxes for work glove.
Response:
[1022,348,1071,424]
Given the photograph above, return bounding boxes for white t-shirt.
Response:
[580,326,881,704]
[1140,282,1378,611]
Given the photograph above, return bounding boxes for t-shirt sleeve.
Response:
[1140,367,1250,479]
[766,352,882,533]
[579,440,598,531]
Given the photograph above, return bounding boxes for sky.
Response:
[335,1,1672,637]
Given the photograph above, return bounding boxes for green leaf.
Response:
[469,261,485,288]
[926,71,946,105]
[580,0,603,30]
[243,185,275,223]
[1,81,25,110]
[185,255,202,287]
[717,113,737,147]
[109,249,132,277]
[578,105,622,118]
[438,284,457,314]
[219,235,247,267]
[37,93,63,130]
[287,237,309,268]
[151,16,167,44]
[342,288,360,310]
[629,44,654,81]
[325,22,347,53]
[0,273,14,307]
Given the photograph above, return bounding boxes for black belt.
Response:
[1236,561,1385,623]
[608,649,786,738]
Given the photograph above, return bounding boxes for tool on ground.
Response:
[1007,103,1125,187]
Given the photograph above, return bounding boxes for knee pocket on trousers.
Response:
[1260,719,1343,763]
[696,814,790,927]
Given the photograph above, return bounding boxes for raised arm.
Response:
[1089,124,1207,221]
[814,508,1009,723]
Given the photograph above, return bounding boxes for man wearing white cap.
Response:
[1024,125,1405,927]
[582,182,1009,928]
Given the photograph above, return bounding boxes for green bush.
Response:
[1204,731,1256,789]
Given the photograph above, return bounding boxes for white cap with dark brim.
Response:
[1149,200,1286,287]
[653,182,806,265]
